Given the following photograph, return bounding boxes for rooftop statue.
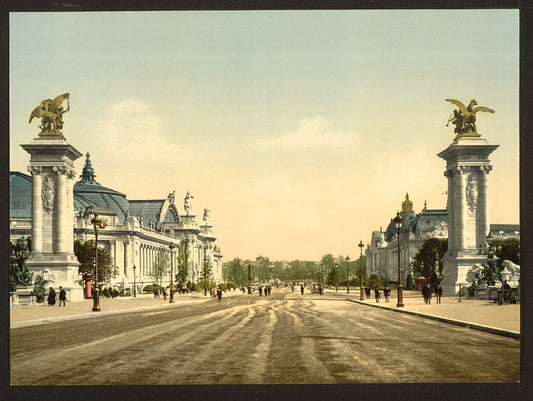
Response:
[29,93,70,137]
[184,191,194,214]
[446,99,494,139]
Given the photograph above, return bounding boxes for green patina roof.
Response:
[10,153,178,227]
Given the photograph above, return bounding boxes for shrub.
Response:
[143,284,161,294]
[33,277,48,303]
[102,287,110,298]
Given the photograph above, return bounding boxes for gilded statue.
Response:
[446,99,494,139]
[29,93,70,137]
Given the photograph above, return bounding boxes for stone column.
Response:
[438,137,498,295]
[457,166,469,252]
[66,169,76,254]
[123,240,129,276]
[444,169,455,254]
[53,166,67,253]
[29,166,43,254]
[21,136,83,301]
[478,166,491,249]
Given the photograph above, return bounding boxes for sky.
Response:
[9,10,519,262]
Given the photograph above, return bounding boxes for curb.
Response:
[346,298,520,339]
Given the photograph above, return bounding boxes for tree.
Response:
[74,239,116,282]
[200,257,214,296]
[177,238,190,286]
[151,251,169,289]
[493,238,520,268]
[411,238,448,290]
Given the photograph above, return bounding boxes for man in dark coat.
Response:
[58,286,66,306]
[47,287,56,306]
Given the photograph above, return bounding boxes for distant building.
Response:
[365,193,519,284]
[10,153,223,293]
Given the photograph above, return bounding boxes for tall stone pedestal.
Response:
[21,136,84,301]
[438,136,498,296]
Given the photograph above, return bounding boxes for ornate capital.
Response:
[27,166,42,176]
[53,166,68,176]
[458,166,470,175]
[479,165,492,175]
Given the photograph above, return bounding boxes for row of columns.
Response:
[139,244,168,277]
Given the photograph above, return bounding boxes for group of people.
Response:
[210,287,223,301]
[153,287,169,300]
[363,285,390,303]
[47,286,67,306]
[422,283,443,304]
[258,285,272,296]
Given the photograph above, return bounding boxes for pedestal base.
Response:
[441,253,487,296]
[15,287,37,306]
[26,253,84,302]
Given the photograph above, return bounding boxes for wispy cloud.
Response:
[251,116,358,149]
[96,99,181,162]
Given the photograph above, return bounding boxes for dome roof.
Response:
[73,153,129,220]
[10,171,32,218]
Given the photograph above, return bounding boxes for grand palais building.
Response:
[10,152,223,294]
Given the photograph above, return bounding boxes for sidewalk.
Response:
[10,291,241,329]
[331,289,520,338]
[11,289,520,338]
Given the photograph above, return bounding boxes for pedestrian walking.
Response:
[259,286,263,296]
[267,285,271,296]
[300,284,304,295]
[383,285,390,302]
[217,287,222,302]
[365,286,371,299]
[435,284,443,304]
[318,284,323,295]
[58,286,66,306]
[374,287,380,303]
[162,286,167,300]
[47,287,56,306]
[422,283,431,304]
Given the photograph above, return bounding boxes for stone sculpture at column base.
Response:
[440,254,487,296]
[26,254,84,302]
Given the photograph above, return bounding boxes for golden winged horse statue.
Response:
[29,93,70,137]
[446,99,494,139]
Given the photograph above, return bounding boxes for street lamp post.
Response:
[133,264,137,298]
[394,211,404,307]
[91,213,107,312]
[247,264,252,294]
[358,240,365,300]
[346,255,350,294]
[335,262,338,292]
[169,242,175,303]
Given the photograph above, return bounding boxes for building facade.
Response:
[365,194,519,285]
[10,153,223,294]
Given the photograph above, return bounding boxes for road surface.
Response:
[10,288,519,384]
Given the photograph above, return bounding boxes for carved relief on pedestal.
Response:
[466,173,478,213]
[42,174,55,213]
